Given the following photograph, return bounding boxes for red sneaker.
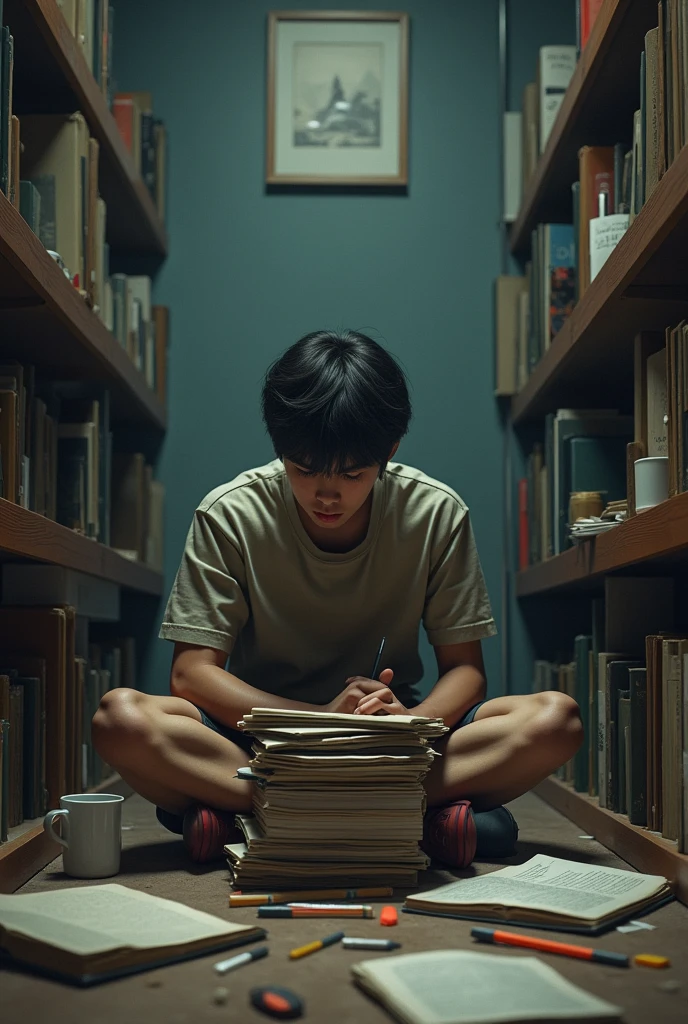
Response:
[183,805,242,863]
[421,800,477,869]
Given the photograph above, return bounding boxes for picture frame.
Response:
[266,10,409,186]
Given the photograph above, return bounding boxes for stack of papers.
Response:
[225,708,448,890]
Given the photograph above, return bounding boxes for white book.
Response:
[351,950,622,1024]
[538,46,577,154]
[503,111,522,222]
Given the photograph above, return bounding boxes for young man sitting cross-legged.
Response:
[92,330,583,865]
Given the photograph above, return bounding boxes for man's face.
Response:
[283,458,380,531]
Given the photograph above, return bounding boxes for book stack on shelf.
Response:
[497,3,688,902]
[532,576,688,854]
[0,2,170,889]
[0,625,136,843]
[112,91,167,221]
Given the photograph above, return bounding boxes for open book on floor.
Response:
[403,854,673,935]
[0,883,265,986]
[351,949,622,1024]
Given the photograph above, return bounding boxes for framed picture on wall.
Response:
[266,10,409,186]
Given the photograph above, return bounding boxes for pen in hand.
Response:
[370,636,386,680]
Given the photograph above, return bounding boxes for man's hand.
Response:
[324,669,395,714]
[355,681,409,717]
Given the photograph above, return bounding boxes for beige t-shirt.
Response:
[160,460,496,707]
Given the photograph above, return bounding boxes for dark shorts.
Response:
[195,699,488,751]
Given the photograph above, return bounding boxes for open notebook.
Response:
[404,854,673,935]
[0,883,265,985]
[351,950,622,1024]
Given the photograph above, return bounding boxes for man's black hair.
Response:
[262,330,412,478]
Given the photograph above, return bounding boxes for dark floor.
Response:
[3,791,688,1023]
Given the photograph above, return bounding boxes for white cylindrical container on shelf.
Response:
[634,456,669,512]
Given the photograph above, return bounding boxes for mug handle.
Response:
[43,808,69,849]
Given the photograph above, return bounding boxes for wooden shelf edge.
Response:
[510,0,626,254]
[29,0,167,255]
[511,140,688,425]
[0,194,167,431]
[0,499,164,596]
[535,776,688,906]
[516,492,688,596]
[0,773,134,893]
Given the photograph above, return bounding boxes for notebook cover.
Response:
[0,930,267,987]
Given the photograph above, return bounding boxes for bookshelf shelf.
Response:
[4,0,167,255]
[535,776,688,906]
[0,774,132,893]
[516,493,688,596]
[511,140,688,424]
[0,499,164,595]
[0,193,167,430]
[510,0,658,258]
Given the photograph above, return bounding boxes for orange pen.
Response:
[471,927,629,967]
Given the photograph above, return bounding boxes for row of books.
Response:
[56,1,169,223]
[57,0,114,105]
[0,609,136,841]
[532,576,687,851]
[500,5,688,392]
[112,91,167,222]
[0,361,163,568]
[519,409,632,567]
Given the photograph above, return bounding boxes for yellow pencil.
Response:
[229,886,392,907]
[289,931,344,960]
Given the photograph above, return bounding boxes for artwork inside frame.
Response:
[266,10,409,186]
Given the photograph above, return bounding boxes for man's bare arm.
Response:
[170,642,387,727]
[410,640,487,727]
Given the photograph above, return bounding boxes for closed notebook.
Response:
[403,854,672,935]
[0,883,265,986]
[352,950,622,1024]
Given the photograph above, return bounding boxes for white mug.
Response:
[43,793,124,878]
[634,456,669,512]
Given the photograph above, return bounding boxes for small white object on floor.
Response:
[657,980,681,994]
[616,920,656,934]
[121,826,134,830]
[578,835,595,840]
[213,987,230,1005]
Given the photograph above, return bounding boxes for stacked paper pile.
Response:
[225,708,448,890]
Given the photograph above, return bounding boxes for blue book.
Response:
[544,224,575,346]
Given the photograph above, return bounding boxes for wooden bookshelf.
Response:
[512,139,688,424]
[0,194,167,429]
[4,0,167,255]
[0,499,164,595]
[536,776,688,906]
[516,492,688,597]
[511,0,658,257]
[0,774,133,894]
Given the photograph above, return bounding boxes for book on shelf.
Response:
[112,90,167,220]
[403,853,672,934]
[502,111,522,223]
[57,1,114,102]
[537,46,577,156]
[0,612,137,831]
[578,146,614,296]
[0,883,265,985]
[577,0,605,55]
[352,948,622,1024]
[494,275,527,396]
[520,81,538,198]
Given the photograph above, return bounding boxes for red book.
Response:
[112,94,134,153]
[518,478,529,571]
[580,0,605,51]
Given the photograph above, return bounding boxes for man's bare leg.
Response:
[92,688,253,816]
[424,690,583,811]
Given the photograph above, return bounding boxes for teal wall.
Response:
[113,0,572,700]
